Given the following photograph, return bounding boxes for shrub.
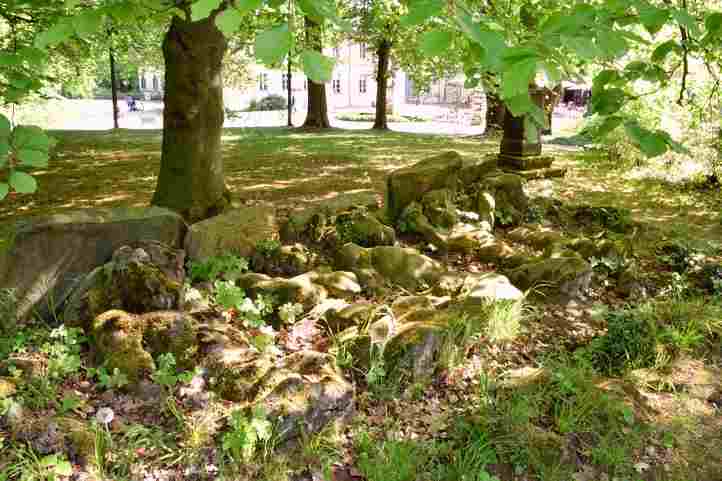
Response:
[247,95,287,111]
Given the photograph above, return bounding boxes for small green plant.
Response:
[86,366,130,390]
[496,206,514,226]
[151,353,195,389]
[656,240,695,273]
[255,238,281,258]
[221,407,273,465]
[188,254,248,283]
[524,204,546,224]
[355,432,424,481]
[2,448,73,481]
[587,306,659,375]
[0,287,17,332]
[213,280,276,328]
[42,325,84,380]
[278,302,304,324]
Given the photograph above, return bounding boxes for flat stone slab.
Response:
[0,207,186,321]
[498,154,554,171]
[512,167,568,180]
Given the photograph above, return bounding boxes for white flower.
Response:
[96,407,115,425]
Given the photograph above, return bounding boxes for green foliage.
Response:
[86,366,130,390]
[0,288,17,332]
[255,238,281,257]
[151,353,195,389]
[355,433,424,481]
[212,280,275,328]
[278,302,304,324]
[247,95,287,112]
[187,254,248,283]
[42,325,85,380]
[221,407,273,465]
[0,116,53,200]
[301,50,335,84]
[1,448,72,481]
[587,307,660,375]
[255,24,292,66]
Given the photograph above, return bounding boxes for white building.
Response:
[139,42,476,112]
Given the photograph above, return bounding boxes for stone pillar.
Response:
[498,87,556,173]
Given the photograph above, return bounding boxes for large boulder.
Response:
[0,207,185,321]
[251,243,316,277]
[63,244,184,331]
[386,151,464,220]
[184,206,278,261]
[91,310,156,383]
[459,155,498,186]
[509,257,592,299]
[507,225,564,250]
[370,245,444,291]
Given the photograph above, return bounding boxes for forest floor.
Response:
[1,128,721,481]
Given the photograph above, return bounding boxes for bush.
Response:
[247,95,287,111]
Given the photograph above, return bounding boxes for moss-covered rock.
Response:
[323,302,377,333]
[142,311,199,369]
[509,257,592,299]
[383,314,450,380]
[387,151,463,220]
[313,271,362,299]
[251,243,315,277]
[370,246,444,291]
[336,209,396,247]
[475,191,495,231]
[421,188,458,228]
[92,310,155,383]
[478,173,528,225]
[507,225,564,250]
[64,244,184,331]
[184,206,278,261]
[398,202,447,249]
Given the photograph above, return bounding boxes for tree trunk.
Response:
[372,39,391,131]
[302,17,330,129]
[151,15,229,223]
[109,47,119,129]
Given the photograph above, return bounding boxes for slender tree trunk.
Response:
[287,57,293,127]
[151,15,230,223]
[372,39,391,131]
[302,17,330,129]
[109,47,119,129]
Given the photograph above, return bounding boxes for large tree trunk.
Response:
[302,17,330,129]
[151,15,229,223]
[372,39,391,131]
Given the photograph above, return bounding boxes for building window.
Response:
[259,73,269,91]
[152,75,158,90]
[332,79,341,94]
[359,76,367,94]
[282,73,290,90]
[360,43,367,59]
[333,47,340,58]
[140,75,147,90]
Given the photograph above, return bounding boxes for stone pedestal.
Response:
[498,88,565,179]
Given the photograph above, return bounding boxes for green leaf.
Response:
[54,460,73,477]
[597,29,628,59]
[298,0,336,24]
[191,0,222,21]
[591,88,626,115]
[561,35,601,60]
[108,3,136,22]
[73,10,103,38]
[638,4,669,35]
[255,24,292,66]
[594,115,625,137]
[215,8,243,36]
[505,93,533,117]
[651,40,681,62]
[301,50,335,83]
[400,0,444,27]
[0,114,10,140]
[420,31,453,57]
[501,54,537,100]
[705,12,722,34]
[9,171,37,194]
[35,20,75,48]
[17,149,48,168]
[12,126,50,152]
[0,53,21,66]
[0,183,8,201]
[671,9,700,36]
[624,121,668,157]
[0,142,9,166]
